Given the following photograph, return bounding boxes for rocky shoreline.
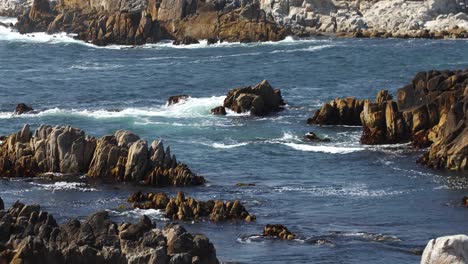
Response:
[309,69,468,171]
[0,0,467,46]
[0,197,220,263]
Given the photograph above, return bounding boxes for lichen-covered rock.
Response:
[129,191,255,222]
[0,125,205,186]
[263,224,296,240]
[0,199,219,263]
[221,80,285,116]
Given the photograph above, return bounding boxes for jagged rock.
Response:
[0,197,3,210]
[421,235,468,264]
[167,95,189,105]
[221,80,285,116]
[0,125,205,186]
[15,103,34,115]
[308,97,365,125]
[0,199,219,263]
[211,106,227,116]
[128,191,255,222]
[263,224,296,240]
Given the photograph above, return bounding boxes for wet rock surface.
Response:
[167,95,189,106]
[128,191,255,222]
[0,198,219,263]
[14,103,34,115]
[0,125,205,186]
[220,80,285,116]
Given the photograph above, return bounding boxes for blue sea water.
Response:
[1,17,468,263]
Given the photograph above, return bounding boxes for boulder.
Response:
[222,80,285,116]
[167,95,189,106]
[304,132,331,142]
[421,235,468,264]
[210,106,227,116]
[172,36,199,45]
[15,103,34,115]
[129,191,255,222]
[0,199,219,263]
[308,97,365,126]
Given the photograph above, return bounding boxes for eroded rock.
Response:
[263,224,296,240]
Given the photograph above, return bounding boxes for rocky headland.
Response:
[0,124,205,186]
[128,191,255,222]
[0,197,219,263]
[309,69,467,171]
[1,0,468,45]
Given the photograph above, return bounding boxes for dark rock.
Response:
[15,103,34,115]
[263,224,296,240]
[129,191,255,222]
[172,36,199,45]
[210,106,227,115]
[223,80,285,116]
[304,132,331,142]
[167,95,189,106]
[0,197,3,210]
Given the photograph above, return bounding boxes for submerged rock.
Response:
[0,199,219,263]
[0,125,205,186]
[128,191,255,222]
[167,95,189,106]
[304,132,331,142]
[15,103,34,115]
[263,224,296,240]
[211,106,227,116]
[220,80,285,116]
[421,235,468,264]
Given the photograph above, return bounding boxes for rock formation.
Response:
[308,97,366,126]
[14,0,288,46]
[0,125,205,186]
[214,80,285,116]
[262,224,296,240]
[303,132,330,142]
[308,69,467,171]
[0,199,219,263]
[210,106,227,116]
[15,103,34,115]
[128,191,256,222]
[421,235,468,264]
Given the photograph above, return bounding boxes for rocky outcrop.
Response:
[303,132,330,142]
[421,235,468,264]
[128,191,256,222]
[14,0,288,46]
[0,125,205,186]
[262,224,296,240]
[210,106,227,116]
[215,80,285,116]
[15,103,34,115]
[308,69,467,171]
[308,97,366,126]
[0,199,219,263]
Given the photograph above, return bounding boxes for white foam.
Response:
[274,184,404,197]
[0,16,17,24]
[30,181,97,192]
[282,142,365,154]
[270,44,335,54]
[212,142,250,149]
[0,96,225,119]
[108,208,167,221]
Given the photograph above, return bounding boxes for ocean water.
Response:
[1,17,468,263]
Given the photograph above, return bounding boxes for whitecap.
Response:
[30,181,97,192]
[270,44,335,54]
[108,208,167,221]
[212,142,250,149]
[274,184,404,197]
[282,142,364,154]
